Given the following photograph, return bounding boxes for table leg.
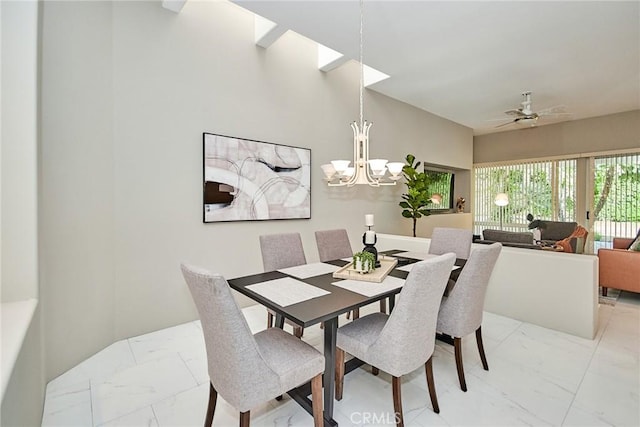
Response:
[323,317,337,422]
[388,295,396,313]
[286,316,338,427]
[275,313,285,329]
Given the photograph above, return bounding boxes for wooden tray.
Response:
[332,257,398,283]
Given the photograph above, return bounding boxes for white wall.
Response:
[40,0,472,379]
[1,0,39,302]
[41,0,116,378]
[1,1,45,424]
[376,234,599,340]
[483,246,598,340]
[474,110,640,164]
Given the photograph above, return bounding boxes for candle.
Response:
[365,214,374,227]
[365,230,376,244]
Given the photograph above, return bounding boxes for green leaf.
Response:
[406,154,415,164]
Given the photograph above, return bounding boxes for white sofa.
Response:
[376,233,599,339]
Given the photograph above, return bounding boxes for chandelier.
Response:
[320,0,403,187]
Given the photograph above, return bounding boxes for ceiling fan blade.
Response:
[495,120,515,128]
[504,109,525,116]
[538,105,569,115]
[539,112,573,120]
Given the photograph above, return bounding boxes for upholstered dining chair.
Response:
[428,227,473,259]
[429,227,473,297]
[314,229,362,320]
[260,232,307,271]
[180,264,324,427]
[315,229,353,262]
[259,233,307,337]
[436,242,502,392]
[335,253,456,426]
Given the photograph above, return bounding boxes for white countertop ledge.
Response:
[1,298,38,401]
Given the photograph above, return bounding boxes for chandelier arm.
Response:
[346,122,360,186]
[362,122,377,184]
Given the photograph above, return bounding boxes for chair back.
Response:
[315,229,353,262]
[259,233,307,271]
[180,264,280,411]
[437,243,502,337]
[429,227,473,259]
[368,253,456,376]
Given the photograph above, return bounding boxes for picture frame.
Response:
[203,133,311,223]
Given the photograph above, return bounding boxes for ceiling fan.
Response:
[495,91,570,128]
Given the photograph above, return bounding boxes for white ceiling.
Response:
[231,1,640,135]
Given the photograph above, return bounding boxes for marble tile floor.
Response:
[42,292,640,427]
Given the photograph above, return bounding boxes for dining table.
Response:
[227,250,465,427]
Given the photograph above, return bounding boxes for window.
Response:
[424,169,455,210]
[591,153,640,249]
[474,159,577,235]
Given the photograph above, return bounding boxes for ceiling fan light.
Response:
[517,117,537,126]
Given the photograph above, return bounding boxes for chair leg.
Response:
[454,337,467,392]
[424,357,440,414]
[392,376,404,427]
[205,382,217,427]
[475,326,489,371]
[335,348,345,401]
[267,312,273,329]
[352,308,360,320]
[371,366,379,376]
[239,411,250,427]
[311,374,324,427]
[602,286,608,297]
[294,326,304,338]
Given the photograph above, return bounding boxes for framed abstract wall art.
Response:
[203,133,311,223]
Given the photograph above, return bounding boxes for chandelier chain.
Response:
[359,0,364,129]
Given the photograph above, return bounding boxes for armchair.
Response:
[598,237,640,296]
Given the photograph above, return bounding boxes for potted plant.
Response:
[353,251,376,273]
[399,154,431,237]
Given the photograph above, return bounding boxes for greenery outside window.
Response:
[473,159,577,235]
[592,153,640,248]
[424,169,455,210]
